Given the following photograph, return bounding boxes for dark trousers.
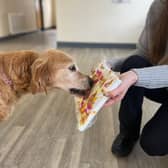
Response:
[119,55,168,156]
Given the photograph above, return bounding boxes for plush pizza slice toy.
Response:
[75,61,121,132]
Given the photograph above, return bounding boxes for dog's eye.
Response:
[68,65,76,72]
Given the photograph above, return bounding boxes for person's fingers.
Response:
[107,87,124,98]
[104,94,120,106]
[105,86,123,98]
[114,93,124,102]
[104,91,126,107]
[104,98,115,107]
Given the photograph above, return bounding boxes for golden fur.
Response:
[0,49,91,121]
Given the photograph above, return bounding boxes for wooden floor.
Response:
[0,30,167,168]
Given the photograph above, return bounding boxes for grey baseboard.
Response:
[57,42,136,49]
[0,30,39,41]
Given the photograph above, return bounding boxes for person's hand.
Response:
[104,71,138,107]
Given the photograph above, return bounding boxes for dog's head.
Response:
[31,49,93,96]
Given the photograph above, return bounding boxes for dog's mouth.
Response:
[69,88,90,97]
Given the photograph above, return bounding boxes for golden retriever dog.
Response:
[0,49,93,121]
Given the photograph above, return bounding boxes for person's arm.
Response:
[133,65,168,89]
[104,65,168,107]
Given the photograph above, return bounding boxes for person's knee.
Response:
[140,130,167,156]
[140,136,157,156]
[120,55,151,73]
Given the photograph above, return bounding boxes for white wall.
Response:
[56,0,153,43]
[0,0,38,37]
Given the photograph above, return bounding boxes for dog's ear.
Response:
[31,58,51,94]
[1,51,39,91]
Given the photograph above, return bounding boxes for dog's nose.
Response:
[88,77,94,88]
